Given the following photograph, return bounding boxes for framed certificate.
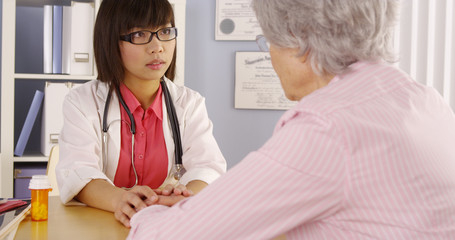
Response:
[215,0,262,40]
[235,52,297,110]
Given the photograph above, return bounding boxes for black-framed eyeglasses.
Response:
[256,35,270,52]
[120,27,178,45]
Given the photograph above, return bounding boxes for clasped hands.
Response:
[114,184,193,227]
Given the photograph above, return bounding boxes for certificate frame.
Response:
[235,52,297,110]
[215,0,262,41]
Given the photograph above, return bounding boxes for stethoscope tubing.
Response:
[102,79,184,188]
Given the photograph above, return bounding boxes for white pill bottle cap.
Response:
[29,175,52,190]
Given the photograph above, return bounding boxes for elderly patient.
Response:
[128,0,455,239]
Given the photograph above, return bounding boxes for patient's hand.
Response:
[156,194,188,206]
[153,184,193,206]
[155,184,193,197]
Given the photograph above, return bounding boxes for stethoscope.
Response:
[102,79,185,189]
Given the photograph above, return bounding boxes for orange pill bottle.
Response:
[29,175,52,221]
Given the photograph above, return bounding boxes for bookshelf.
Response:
[1,0,187,197]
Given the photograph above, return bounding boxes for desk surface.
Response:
[15,196,129,240]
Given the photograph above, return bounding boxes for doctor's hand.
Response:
[113,185,158,228]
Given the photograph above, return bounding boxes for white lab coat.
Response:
[56,78,226,203]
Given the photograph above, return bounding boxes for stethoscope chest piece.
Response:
[173,164,186,181]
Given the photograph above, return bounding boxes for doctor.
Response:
[55,0,226,228]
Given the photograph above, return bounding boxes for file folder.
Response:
[43,5,53,74]
[14,90,44,156]
[53,5,63,74]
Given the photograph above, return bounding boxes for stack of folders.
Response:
[0,199,31,240]
[43,1,95,75]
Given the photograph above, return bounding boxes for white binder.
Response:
[40,82,83,156]
[62,5,71,74]
[62,1,95,75]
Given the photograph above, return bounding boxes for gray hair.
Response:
[251,0,399,75]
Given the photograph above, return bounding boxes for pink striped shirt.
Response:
[127,61,455,239]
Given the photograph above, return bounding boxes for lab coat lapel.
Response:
[96,83,121,180]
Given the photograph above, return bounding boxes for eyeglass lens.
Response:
[256,35,270,52]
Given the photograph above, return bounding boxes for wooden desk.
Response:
[15,196,129,240]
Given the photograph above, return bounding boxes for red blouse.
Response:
[113,83,168,189]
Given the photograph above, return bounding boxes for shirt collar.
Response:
[150,84,163,120]
[119,83,163,120]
